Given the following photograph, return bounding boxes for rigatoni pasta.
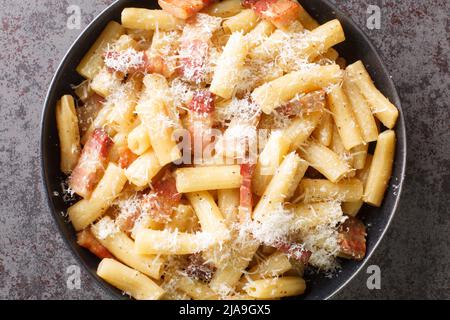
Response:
[121,8,184,31]
[90,66,122,98]
[244,277,306,299]
[252,131,291,196]
[253,152,307,222]
[327,86,363,150]
[210,31,249,99]
[76,21,125,79]
[222,9,259,34]
[125,150,162,187]
[92,217,164,279]
[300,141,351,183]
[346,61,399,129]
[204,0,243,18]
[296,1,320,30]
[298,178,363,203]
[247,252,292,280]
[342,155,373,216]
[351,143,369,170]
[136,74,181,166]
[246,20,276,48]
[186,191,229,240]
[127,124,152,155]
[252,64,343,114]
[217,188,240,223]
[292,19,345,61]
[106,76,142,133]
[135,229,217,255]
[343,73,379,143]
[68,163,127,231]
[312,109,333,147]
[176,276,218,300]
[175,166,241,192]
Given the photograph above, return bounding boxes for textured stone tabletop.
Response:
[0,0,448,300]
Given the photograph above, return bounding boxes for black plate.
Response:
[41,0,407,300]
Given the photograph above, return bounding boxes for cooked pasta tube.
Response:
[124,150,162,187]
[312,109,333,147]
[127,124,152,155]
[253,152,308,222]
[342,155,373,216]
[296,20,345,61]
[327,86,364,150]
[252,131,291,196]
[346,61,399,129]
[92,217,164,279]
[246,20,276,48]
[97,258,165,300]
[175,165,241,193]
[176,276,218,300]
[283,110,324,150]
[248,252,292,280]
[136,74,181,166]
[291,201,343,231]
[223,9,259,34]
[108,132,128,164]
[76,21,125,79]
[244,277,306,299]
[203,0,243,18]
[68,163,127,231]
[298,178,363,203]
[343,73,378,143]
[80,106,112,145]
[186,191,229,241]
[210,239,260,294]
[166,204,199,233]
[135,229,218,255]
[318,48,339,62]
[250,20,344,66]
[252,65,343,114]
[299,141,351,183]
[90,66,122,98]
[296,1,320,30]
[363,130,396,207]
[210,32,249,99]
[351,143,369,170]
[217,189,240,223]
[56,95,81,174]
[121,8,184,31]
[330,124,354,173]
[106,78,142,133]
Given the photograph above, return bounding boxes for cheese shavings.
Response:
[216,97,261,126]
[178,14,222,84]
[149,30,181,76]
[170,78,196,109]
[250,204,295,246]
[104,47,145,73]
[94,217,119,240]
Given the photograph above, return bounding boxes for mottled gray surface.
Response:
[0,0,448,300]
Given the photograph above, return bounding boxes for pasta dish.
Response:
[55,0,398,300]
